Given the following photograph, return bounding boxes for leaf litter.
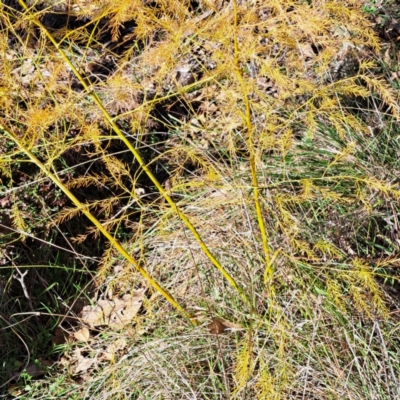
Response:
[52,288,146,377]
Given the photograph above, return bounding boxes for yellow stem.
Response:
[231,0,271,270]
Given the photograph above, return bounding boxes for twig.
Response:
[13,266,34,312]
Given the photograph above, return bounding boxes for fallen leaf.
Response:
[39,358,53,368]
[80,304,104,326]
[17,359,51,379]
[79,289,146,328]
[107,292,144,329]
[208,318,229,334]
[74,327,90,342]
[299,43,316,60]
[74,357,96,374]
[72,348,96,375]
[384,47,391,65]
[20,58,35,75]
[105,338,128,356]
[59,356,70,368]
[101,338,128,362]
[52,326,67,345]
[0,196,10,207]
[208,317,243,334]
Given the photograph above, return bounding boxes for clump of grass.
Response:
[1,0,400,398]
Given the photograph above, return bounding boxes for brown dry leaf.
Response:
[208,319,225,334]
[74,357,96,374]
[299,43,316,60]
[0,196,10,207]
[108,292,145,329]
[79,372,93,382]
[52,326,67,345]
[25,364,44,378]
[80,304,103,326]
[79,289,146,328]
[384,47,391,65]
[208,317,228,334]
[59,356,70,368]
[102,338,128,361]
[74,327,90,342]
[199,100,218,114]
[208,317,243,334]
[73,348,96,375]
[40,359,53,368]
[18,359,51,379]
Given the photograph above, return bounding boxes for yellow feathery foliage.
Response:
[326,277,347,314]
[351,258,388,318]
[314,241,343,260]
[335,258,388,319]
[52,206,83,225]
[11,202,28,240]
[259,309,291,399]
[233,334,254,397]
[256,364,281,400]
[65,175,104,189]
[0,161,12,181]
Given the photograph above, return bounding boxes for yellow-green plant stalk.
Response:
[1,123,196,325]
[17,0,249,306]
[231,0,272,280]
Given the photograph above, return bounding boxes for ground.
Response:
[1,0,400,399]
